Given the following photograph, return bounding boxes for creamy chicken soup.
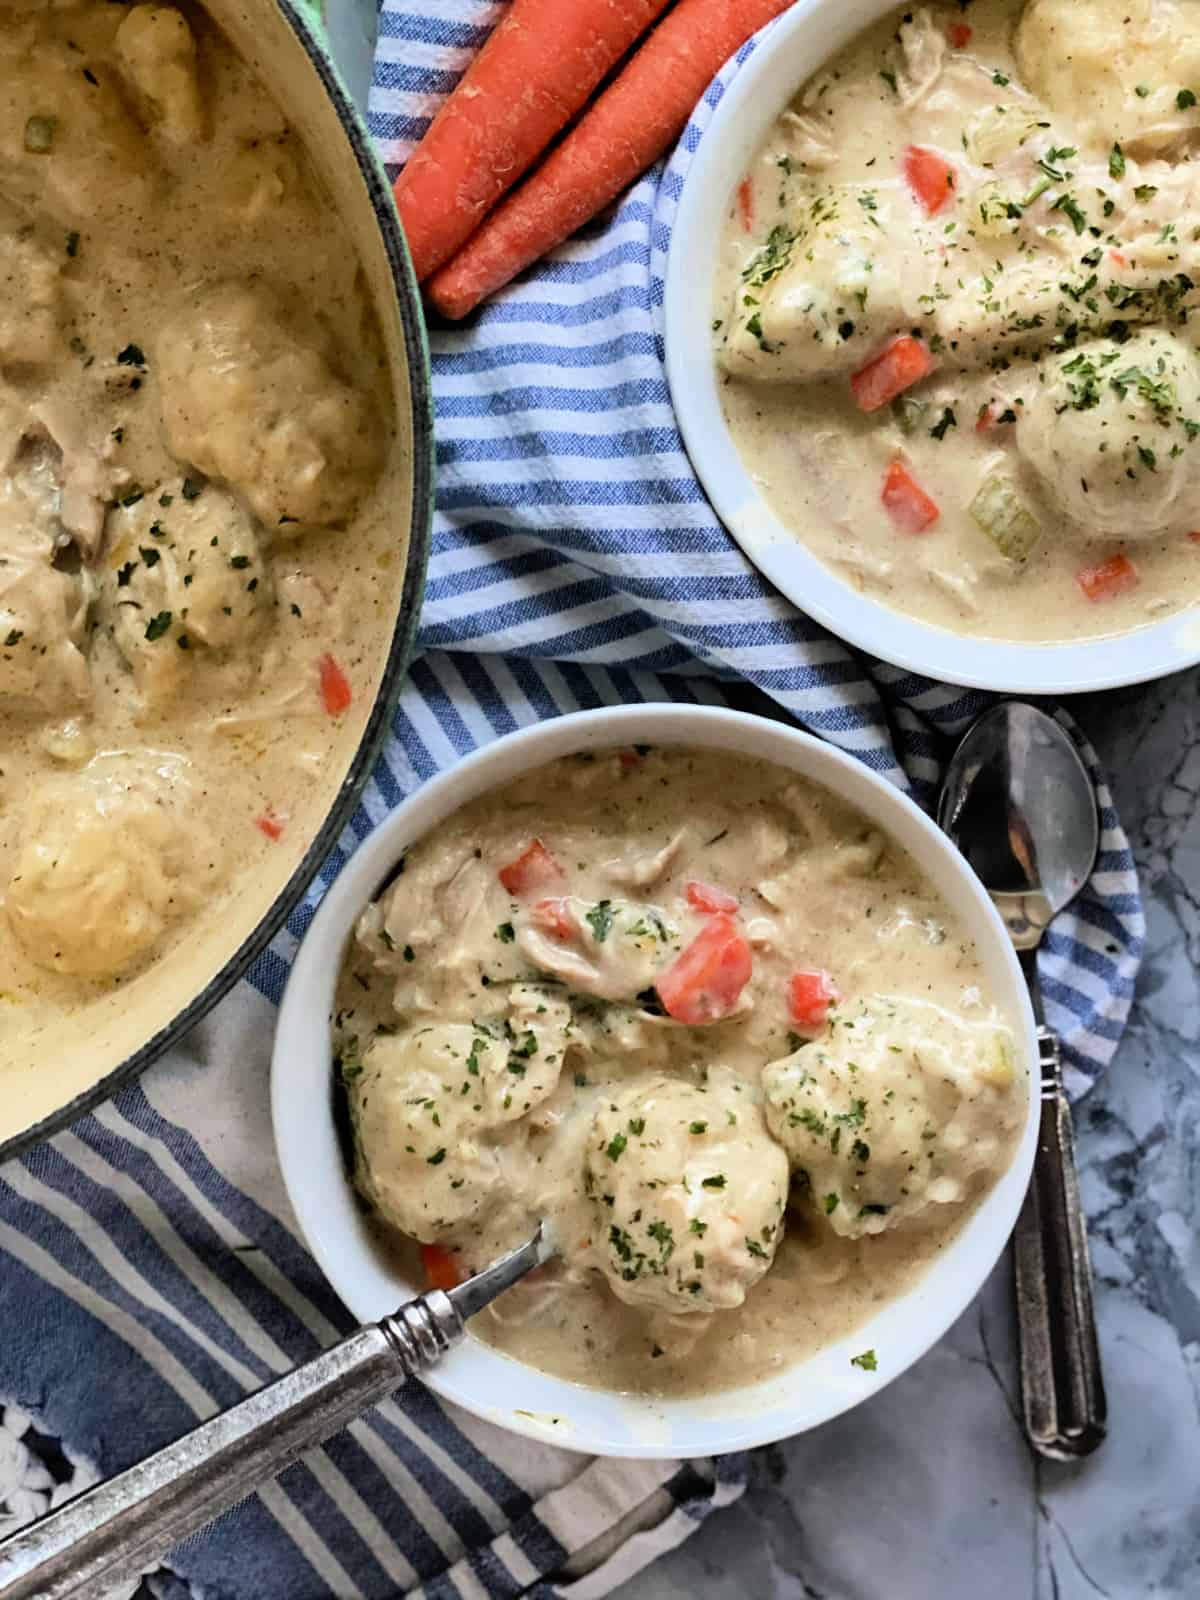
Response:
[337,747,1025,1398]
[0,3,397,1051]
[717,0,1200,642]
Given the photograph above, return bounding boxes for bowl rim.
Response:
[664,0,1200,695]
[271,703,1039,1459]
[0,0,435,1163]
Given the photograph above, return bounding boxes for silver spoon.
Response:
[938,701,1106,1460]
[0,1225,556,1600]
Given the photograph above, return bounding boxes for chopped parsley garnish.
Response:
[688,1121,708,1135]
[992,70,1009,87]
[144,611,172,642]
[4,629,23,647]
[116,562,136,587]
[629,1117,646,1136]
[1178,88,1198,111]
[1135,84,1150,100]
[742,222,797,291]
[138,546,160,568]
[426,1148,447,1166]
[229,554,251,570]
[1108,144,1126,180]
[1133,184,1159,202]
[605,1133,628,1162]
[585,900,614,942]
[116,343,146,368]
[879,69,897,93]
[689,1218,708,1236]
[403,944,415,963]
[510,1030,538,1059]
[823,1193,839,1214]
[181,477,203,501]
[701,1174,726,1190]
[850,1348,878,1372]
[65,231,80,259]
[929,406,957,440]
[1050,194,1087,234]
[745,1237,769,1259]
[495,921,515,943]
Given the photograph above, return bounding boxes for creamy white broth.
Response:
[0,3,399,1052]
[337,747,1025,1398]
[717,0,1200,642]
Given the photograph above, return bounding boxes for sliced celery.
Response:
[969,471,1042,561]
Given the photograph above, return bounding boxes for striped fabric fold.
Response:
[0,4,1144,1598]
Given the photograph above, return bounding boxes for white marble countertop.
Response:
[333,14,1200,1595]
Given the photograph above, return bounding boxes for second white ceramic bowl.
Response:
[272,704,1038,1457]
[272,707,1043,1459]
[664,0,1200,693]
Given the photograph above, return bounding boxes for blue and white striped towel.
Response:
[0,4,1145,1597]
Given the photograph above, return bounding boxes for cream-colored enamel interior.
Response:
[335,746,1025,1398]
[0,0,415,1144]
[717,0,1200,642]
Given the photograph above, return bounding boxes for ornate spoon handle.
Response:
[0,1226,550,1599]
[1012,999,1107,1459]
[0,1298,459,1600]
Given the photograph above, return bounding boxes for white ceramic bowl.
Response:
[272,705,1038,1458]
[664,0,1200,694]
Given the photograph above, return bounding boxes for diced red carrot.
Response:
[881,459,940,534]
[850,335,934,413]
[1077,553,1138,601]
[686,879,739,914]
[1189,530,1200,543]
[1110,249,1128,269]
[656,914,752,1025]
[976,403,995,432]
[787,969,840,1030]
[532,896,574,939]
[427,0,796,319]
[255,808,286,842]
[736,175,755,232]
[499,838,565,896]
[618,747,643,770]
[394,0,672,281]
[420,1243,462,1292]
[903,144,957,216]
[948,21,972,46]
[318,653,352,716]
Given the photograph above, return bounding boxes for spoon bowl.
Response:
[937,703,1100,948]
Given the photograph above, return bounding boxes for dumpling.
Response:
[762,996,1019,1239]
[5,750,210,978]
[586,1074,788,1315]
[0,19,157,227]
[100,477,272,707]
[350,986,570,1241]
[1017,331,1200,539]
[1015,0,1200,156]
[154,283,384,532]
[721,201,919,384]
[115,6,205,148]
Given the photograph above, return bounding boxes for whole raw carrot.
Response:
[395,0,673,282]
[427,0,796,319]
